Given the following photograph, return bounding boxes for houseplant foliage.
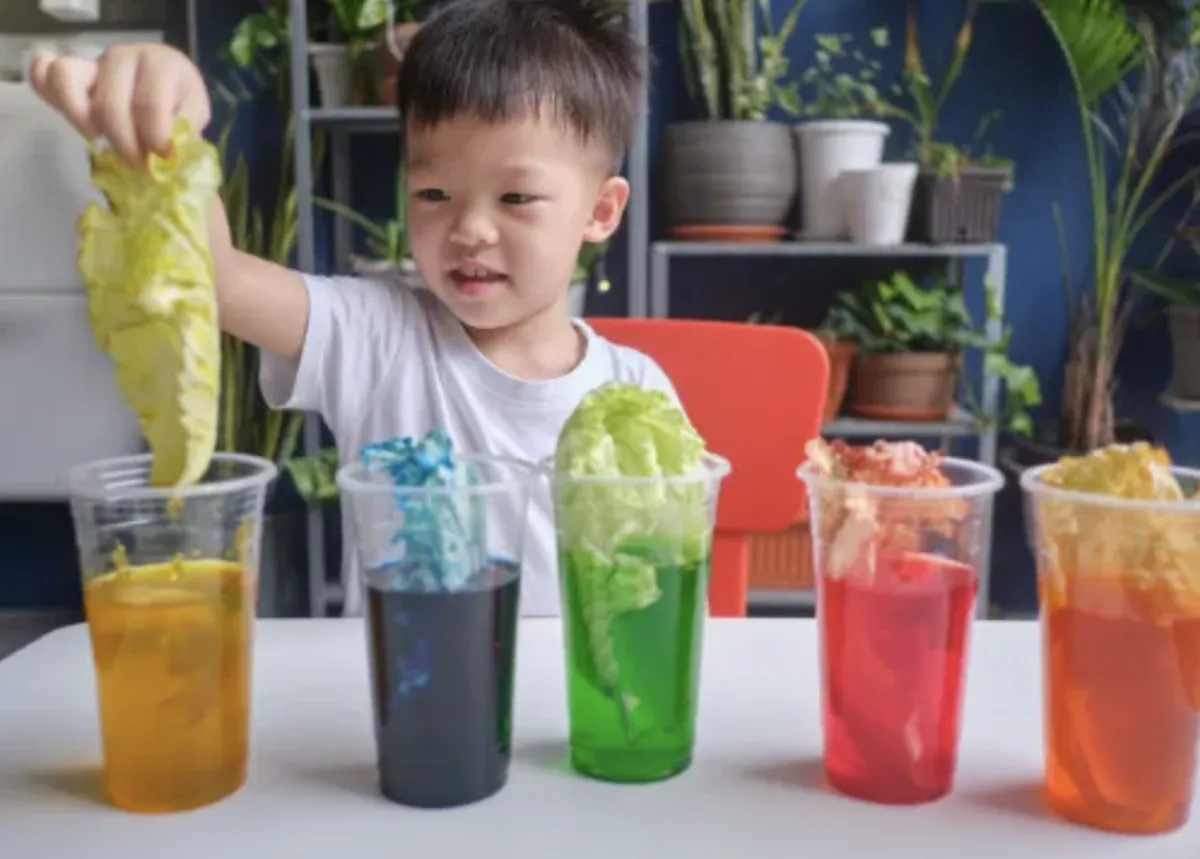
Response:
[215,12,343,506]
[791,27,898,241]
[1031,0,1200,451]
[896,0,1015,243]
[660,0,806,238]
[1132,226,1200,400]
[825,271,1041,432]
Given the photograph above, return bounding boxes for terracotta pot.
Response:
[814,334,855,422]
[850,351,961,421]
[369,22,421,107]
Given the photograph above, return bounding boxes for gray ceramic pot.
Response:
[1169,305,1200,400]
[660,120,797,229]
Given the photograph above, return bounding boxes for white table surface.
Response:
[0,618,1195,858]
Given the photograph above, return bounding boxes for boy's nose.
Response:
[448,207,499,250]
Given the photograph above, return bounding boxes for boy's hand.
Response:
[30,42,309,362]
[30,44,211,164]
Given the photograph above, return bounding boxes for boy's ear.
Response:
[583,176,629,243]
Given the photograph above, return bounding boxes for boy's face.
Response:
[404,112,628,332]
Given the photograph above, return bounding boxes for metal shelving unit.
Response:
[285,0,652,617]
[646,241,1009,618]
[649,240,1008,465]
[287,0,328,617]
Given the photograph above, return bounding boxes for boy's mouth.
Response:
[448,262,507,297]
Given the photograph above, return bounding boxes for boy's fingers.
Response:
[176,81,212,138]
[132,56,179,156]
[32,55,99,139]
[91,47,142,163]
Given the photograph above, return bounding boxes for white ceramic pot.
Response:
[309,43,353,108]
[793,120,890,240]
[841,163,919,246]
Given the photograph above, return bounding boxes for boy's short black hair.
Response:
[396,0,644,170]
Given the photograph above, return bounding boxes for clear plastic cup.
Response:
[547,453,731,783]
[67,452,276,813]
[798,457,1004,804]
[337,454,536,809]
[1021,463,1200,835]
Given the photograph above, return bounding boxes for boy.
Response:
[30,0,678,617]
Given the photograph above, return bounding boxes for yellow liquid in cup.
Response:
[84,559,253,813]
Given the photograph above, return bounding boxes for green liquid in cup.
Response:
[559,543,709,782]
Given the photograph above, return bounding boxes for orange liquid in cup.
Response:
[819,552,977,804]
[1041,574,1200,834]
[84,560,253,813]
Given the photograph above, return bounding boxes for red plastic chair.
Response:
[587,318,830,617]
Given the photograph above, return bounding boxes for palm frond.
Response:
[1033,0,1143,105]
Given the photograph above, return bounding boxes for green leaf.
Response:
[1130,268,1200,305]
[1032,0,1142,106]
[283,447,341,505]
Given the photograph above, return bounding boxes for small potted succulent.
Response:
[825,271,1040,431]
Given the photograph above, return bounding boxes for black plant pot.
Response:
[909,166,1012,244]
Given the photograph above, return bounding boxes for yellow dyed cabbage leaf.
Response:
[77,119,221,487]
[1035,443,1200,621]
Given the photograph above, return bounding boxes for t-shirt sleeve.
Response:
[633,352,688,412]
[259,274,413,435]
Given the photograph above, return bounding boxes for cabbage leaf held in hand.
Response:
[77,118,222,487]
[554,382,709,695]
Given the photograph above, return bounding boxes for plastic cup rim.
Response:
[66,452,279,504]
[336,451,538,499]
[538,451,732,487]
[1019,461,1200,513]
[796,456,1005,500]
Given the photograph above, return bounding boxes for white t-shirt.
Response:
[259,274,679,617]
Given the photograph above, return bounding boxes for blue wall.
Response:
[1,0,1192,611]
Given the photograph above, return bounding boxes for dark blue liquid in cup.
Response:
[364,559,520,808]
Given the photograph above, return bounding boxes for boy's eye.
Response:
[501,192,537,205]
[415,189,447,202]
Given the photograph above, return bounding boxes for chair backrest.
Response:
[587,318,829,530]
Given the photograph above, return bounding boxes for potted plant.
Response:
[316,165,424,287]
[895,0,1014,244]
[825,271,1040,430]
[661,0,807,241]
[310,0,392,108]
[838,162,919,246]
[369,17,422,108]
[569,240,610,318]
[1131,232,1200,400]
[1011,0,1200,463]
[747,309,856,421]
[814,328,856,422]
[793,28,899,241]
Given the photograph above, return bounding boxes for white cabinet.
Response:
[0,82,143,500]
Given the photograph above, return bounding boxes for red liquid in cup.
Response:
[819,552,977,804]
